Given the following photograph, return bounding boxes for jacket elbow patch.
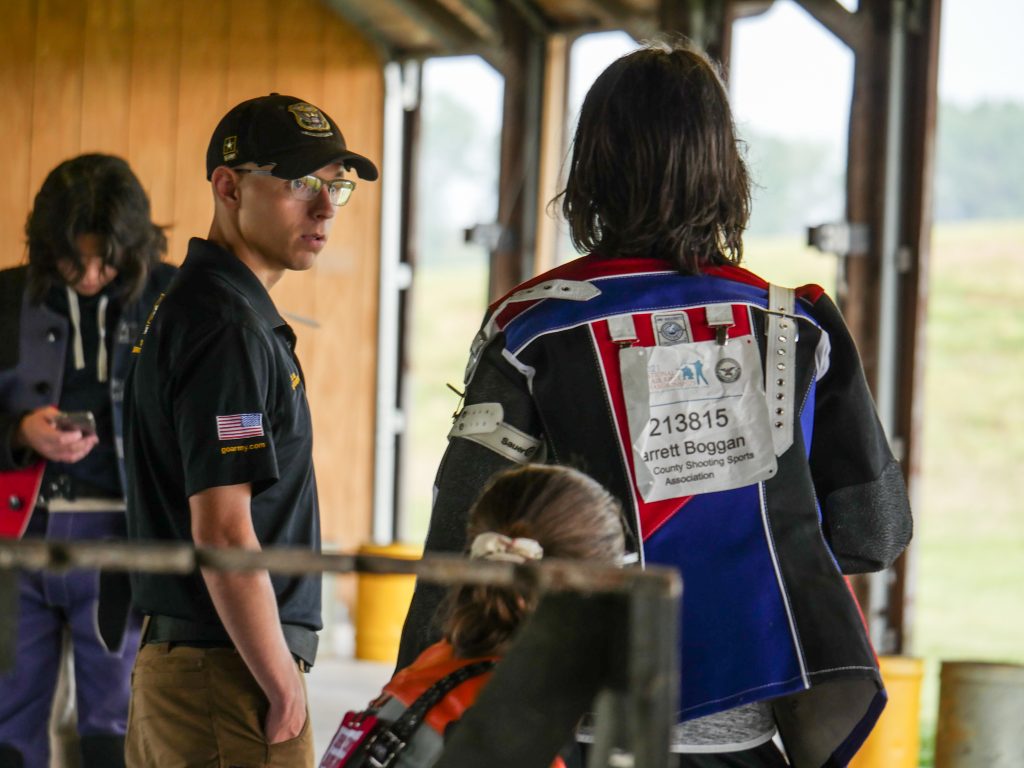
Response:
[825,459,913,573]
[448,402,542,464]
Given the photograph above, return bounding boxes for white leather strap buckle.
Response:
[607,314,638,345]
[450,402,503,436]
[464,280,601,385]
[705,304,735,345]
[505,279,601,304]
[765,285,797,456]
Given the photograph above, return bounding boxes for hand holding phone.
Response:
[14,407,98,463]
[55,410,97,436]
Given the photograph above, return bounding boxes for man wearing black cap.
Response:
[123,94,377,767]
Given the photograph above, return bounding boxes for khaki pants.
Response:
[125,643,313,768]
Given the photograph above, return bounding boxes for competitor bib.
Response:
[621,335,777,501]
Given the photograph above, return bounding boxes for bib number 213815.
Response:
[620,336,777,502]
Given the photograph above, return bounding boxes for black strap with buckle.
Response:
[363,659,496,768]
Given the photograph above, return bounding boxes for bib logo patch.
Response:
[677,359,710,387]
[653,312,692,346]
[288,103,332,135]
[715,358,741,383]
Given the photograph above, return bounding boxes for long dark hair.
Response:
[559,41,751,272]
[25,154,167,303]
[442,465,625,658]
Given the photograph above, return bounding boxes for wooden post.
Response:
[533,32,571,277]
[798,0,941,653]
[489,2,547,301]
[885,0,942,654]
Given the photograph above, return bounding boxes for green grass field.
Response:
[402,220,1024,764]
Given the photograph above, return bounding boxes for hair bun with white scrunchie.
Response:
[469,532,544,564]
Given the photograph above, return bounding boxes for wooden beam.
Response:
[432,0,500,43]
[505,0,552,36]
[731,0,775,21]
[792,0,866,51]
[490,1,546,300]
[837,0,940,654]
[659,0,731,65]
[587,0,661,40]
[321,0,397,59]
[388,0,495,52]
[534,33,570,276]
[886,0,941,655]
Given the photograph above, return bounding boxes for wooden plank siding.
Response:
[1,0,385,555]
[0,0,38,263]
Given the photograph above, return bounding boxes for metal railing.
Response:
[0,538,681,768]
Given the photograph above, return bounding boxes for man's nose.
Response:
[311,186,335,219]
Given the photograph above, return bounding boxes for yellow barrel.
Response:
[934,661,1024,767]
[355,543,422,663]
[849,655,924,768]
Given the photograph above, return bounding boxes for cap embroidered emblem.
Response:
[222,135,238,161]
[288,103,331,133]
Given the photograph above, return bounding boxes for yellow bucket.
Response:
[354,543,422,663]
[849,655,924,768]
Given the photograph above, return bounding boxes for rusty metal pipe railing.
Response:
[0,538,681,768]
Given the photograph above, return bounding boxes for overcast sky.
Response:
[430,0,1024,146]
[730,0,1024,142]
[420,0,1022,237]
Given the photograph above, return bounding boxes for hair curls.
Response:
[442,465,626,658]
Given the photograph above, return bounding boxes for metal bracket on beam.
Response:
[807,221,870,258]
[464,222,505,252]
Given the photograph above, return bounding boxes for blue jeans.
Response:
[0,512,140,768]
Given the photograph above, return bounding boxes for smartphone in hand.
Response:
[54,410,97,437]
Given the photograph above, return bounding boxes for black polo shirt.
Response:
[125,237,321,638]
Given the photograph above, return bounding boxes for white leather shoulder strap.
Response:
[765,285,797,456]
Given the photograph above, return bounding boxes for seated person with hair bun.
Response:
[320,464,626,768]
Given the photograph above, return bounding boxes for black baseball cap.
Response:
[206,93,378,181]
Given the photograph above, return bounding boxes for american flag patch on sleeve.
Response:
[216,413,264,440]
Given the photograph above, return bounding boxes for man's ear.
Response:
[210,167,242,209]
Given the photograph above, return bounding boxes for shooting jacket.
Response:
[399,254,913,768]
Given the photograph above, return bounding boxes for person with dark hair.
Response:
[398,42,912,767]
[321,464,625,768]
[0,153,174,768]
[124,94,377,767]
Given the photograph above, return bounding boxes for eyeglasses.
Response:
[235,169,356,207]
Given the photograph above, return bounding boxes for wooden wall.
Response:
[0,0,384,552]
